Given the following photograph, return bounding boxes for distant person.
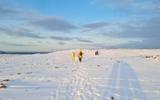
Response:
[95,50,99,56]
[71,51,75,62]
[78,49,83,62]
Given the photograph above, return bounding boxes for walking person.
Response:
[71,51,75,62]
[95,50,99,56]
[78,49,83,62]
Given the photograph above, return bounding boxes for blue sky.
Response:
[0,0,160,52]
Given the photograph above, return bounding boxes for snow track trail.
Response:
[69,63,99,100]
[53,58,100,100]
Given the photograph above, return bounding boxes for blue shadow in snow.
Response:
[101,61,147,100]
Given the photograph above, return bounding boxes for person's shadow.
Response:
[101,61,147,100]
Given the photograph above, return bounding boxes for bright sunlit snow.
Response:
[0,49,160,100]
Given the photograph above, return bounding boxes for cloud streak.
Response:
[0,26,93,44]
[58,41,65,45]
[101,16,160,38]
[94,16,160,48]
[94,0,160,16]
[0,4,36,20]
[0,5,18,15]
[50,36,73,41]
[112,38,160,49]
[82,22,109,29]
[50,35,93,43]
[76,38,93,43]
[0,27,44,39]
[30,17,77,32]
[0,41,37,47]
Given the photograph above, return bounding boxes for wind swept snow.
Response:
[0,49,160,100]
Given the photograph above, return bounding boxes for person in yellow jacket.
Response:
[78,49,83,62]
[71,51,75,62]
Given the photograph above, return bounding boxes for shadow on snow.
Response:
[102,61,147,100]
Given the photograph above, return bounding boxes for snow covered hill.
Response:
[0,49,160,100]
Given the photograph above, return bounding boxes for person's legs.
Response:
[79,57,81,62]
[78,57,82,62]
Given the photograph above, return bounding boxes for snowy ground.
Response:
[0,49,160,100]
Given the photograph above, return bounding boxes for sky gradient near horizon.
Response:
[0,0,160,52]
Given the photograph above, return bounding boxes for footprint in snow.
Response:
[17,73,21,75]
[111,96,114,100]
[26,72,32,74]
[55,66,59,69]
